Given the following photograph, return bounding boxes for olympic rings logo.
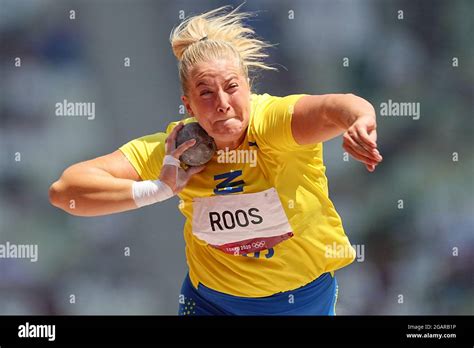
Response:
[251,241,266,249]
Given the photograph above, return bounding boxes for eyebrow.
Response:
[195,74,238,88]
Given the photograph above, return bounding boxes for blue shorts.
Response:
[178,272,338,315]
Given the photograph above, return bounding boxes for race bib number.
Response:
[192,187,293,255]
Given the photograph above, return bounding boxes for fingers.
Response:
[165,122,184,154]
[344,123,383,172]
[366,163,376,172]
[343,142,379,167]
[344,131,382,163]
[368,128,377,144]
[173,138,196,158]
[358,126,377,148]
[354,127,380,158]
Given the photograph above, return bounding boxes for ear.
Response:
[181,95,194,116]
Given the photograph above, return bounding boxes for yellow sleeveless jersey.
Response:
[119,93,355,297]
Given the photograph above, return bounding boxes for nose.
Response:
[216,91,231,114]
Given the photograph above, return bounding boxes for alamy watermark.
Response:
[55,99,95,120]
[217,147,257,167]
[325,242,365,262]
[18,322,55,341]
[380,99,420,120]
[0,241,38,262]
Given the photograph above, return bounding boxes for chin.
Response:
[212,119,244,137]
[212,130,240,142]
[212,126,244,143]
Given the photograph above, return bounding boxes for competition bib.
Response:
[192,187,293,255]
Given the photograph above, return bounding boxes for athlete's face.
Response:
[182,58,251,149]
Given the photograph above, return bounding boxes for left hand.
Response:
[342,116,382,172]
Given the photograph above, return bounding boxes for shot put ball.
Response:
[175,122,217,166]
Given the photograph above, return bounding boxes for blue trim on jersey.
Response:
[178,272,338,315]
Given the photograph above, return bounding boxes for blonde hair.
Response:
[169,4,276,94]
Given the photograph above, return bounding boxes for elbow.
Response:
[49,181,82,216]
[49,179,76,214]
[48,180,64,209]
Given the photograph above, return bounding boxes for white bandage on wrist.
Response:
[162,155,181,167]
[132,180,174,207]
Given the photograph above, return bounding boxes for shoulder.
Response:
[250,93,308,116]
[250,92,308,129]
[131,132,167,144]
[250,93,273,112]
[248,93,305,151]
[249,93,273,125]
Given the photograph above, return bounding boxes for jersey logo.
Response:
[213,170,244,195]
[248,141,258,148]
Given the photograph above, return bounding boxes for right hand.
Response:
[160,122,206,193]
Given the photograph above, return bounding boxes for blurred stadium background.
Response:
[0,0,472,314]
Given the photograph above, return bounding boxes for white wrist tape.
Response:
[163,155,181,167]
[132,180,174,207]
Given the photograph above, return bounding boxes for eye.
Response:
[200,90,212,96]
[228,83,238,90]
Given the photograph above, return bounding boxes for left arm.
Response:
[291,93,383,172]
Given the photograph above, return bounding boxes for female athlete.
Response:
[49,5,382,315]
